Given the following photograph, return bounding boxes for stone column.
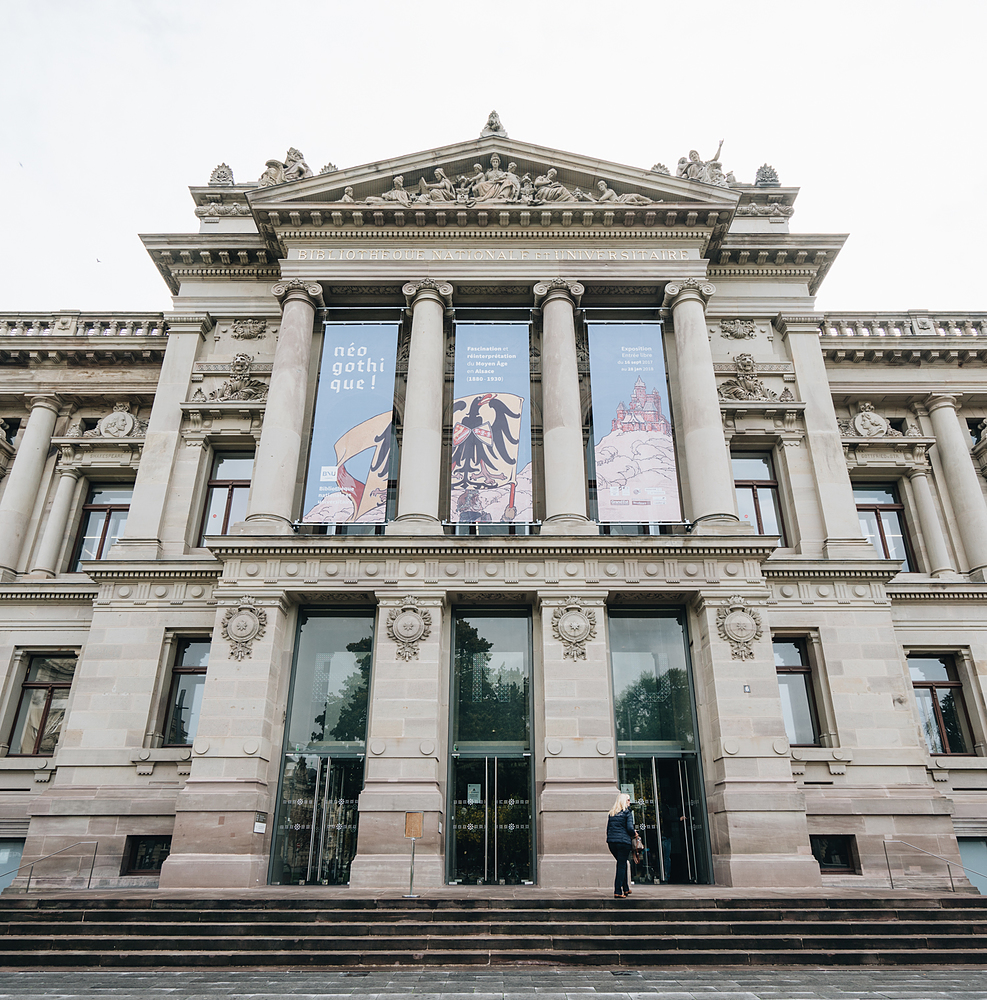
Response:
[663,279,739,531]
[907,461,955,577]
[926,394,987,577]
[775,315,875,558]
[349,593,447,888]
[0,394,61,580]
[29,465,82,577]
[536,592,616,886]
[387,281,451,535]
[534,279,596,536]
[114,315,212,559]
[240,280,323,535]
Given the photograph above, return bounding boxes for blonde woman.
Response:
[606,791,636,898]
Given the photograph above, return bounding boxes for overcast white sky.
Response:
[1,1,983,316]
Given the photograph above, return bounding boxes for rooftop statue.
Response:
[676,141,734,188]
[258,148,314,187]
[208,163,234,186]
[479,110,508,138]
[755,163,781,187]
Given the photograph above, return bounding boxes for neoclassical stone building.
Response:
[1,118,986,893]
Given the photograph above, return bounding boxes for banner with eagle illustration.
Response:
[450,324,532,524]
[302,323,398,524]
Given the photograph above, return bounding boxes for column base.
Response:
[822,536,882,559]
[689,516,753,536]
[158,852,270,889]
[384,514,444,536]
[231,516,295,536]
[107,537,163,560]
[711,852,822,888]
[540,515,599,536]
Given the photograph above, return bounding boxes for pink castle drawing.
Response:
[611,377,671,435]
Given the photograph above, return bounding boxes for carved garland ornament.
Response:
[552,599,598,660]
[222,598,267,661]
[386,598,432,661]
[716,596,763,660]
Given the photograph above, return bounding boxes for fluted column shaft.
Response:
[387,282,449,534]
[907,464,954,577]
[0,395,61,577]
[926,394,987,574]
[242,281,323,534]
[664,280,738,528]
[536,280,595,535]
[31,467,82,577]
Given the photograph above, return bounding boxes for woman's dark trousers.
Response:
[608,842,631,895]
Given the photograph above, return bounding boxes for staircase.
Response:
[1,895,986,967]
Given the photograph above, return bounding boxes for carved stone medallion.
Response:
[552,599,598,660]
[387,598,432,661]
[716,597,763,661]
[222,598,267,661]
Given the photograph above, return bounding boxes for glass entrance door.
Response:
[618,755,711,884]
[450,755,532,884]
[270,755,363,885]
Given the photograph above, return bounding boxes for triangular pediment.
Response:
[247,137,739,213]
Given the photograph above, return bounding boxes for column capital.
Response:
[662,277,715,308]
[271,279,324,308]
[906,460,931,481]
[533,278,583,308]
[54,463,82,481]
[26,394,61,416]
[926,393,962,414]
[402,279,452,310]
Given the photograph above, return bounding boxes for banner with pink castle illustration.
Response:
[302,323,398,524]
[450,324,532,524]
[588,322,681,523]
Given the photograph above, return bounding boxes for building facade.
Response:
[1,123,987,893]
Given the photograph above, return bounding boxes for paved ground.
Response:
[1,969,986,1000]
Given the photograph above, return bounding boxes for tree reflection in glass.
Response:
[609,613,695,750]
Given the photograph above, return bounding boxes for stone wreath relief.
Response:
[222,598,268,661]
[552,599,598,660]
[387,598,432,662]
[716,597,764,660]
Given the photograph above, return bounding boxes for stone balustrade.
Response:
[819,313,987,338]
[0,313,167,337]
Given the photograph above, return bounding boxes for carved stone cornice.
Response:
[402,279,453,309]
[271,279,324,308]
[533,278,584,308]
[662,277,715,308]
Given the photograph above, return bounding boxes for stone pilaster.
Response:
[692,593,822,887]
[29,466,82,577]
[907,462,956,577]
[159,594,289,889]
[926,394,987,577]
[0,394,61,579]
[349,593,447,888]
[239,281,323,535]
[536,592,616,886]
[775,315,875,558]
[114,315,212,558]
[534,279,596,535]
[386,281,451,535]
[663,279,740,532]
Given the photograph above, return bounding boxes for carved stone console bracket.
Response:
[551,597,598,660]
[716,595,763,660]
[222,596,267,661]
[386,597,433,661]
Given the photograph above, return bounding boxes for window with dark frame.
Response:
[73,485,133,569]
[908,654,974,755]
[162,639,210,746]
[773,638,820,747]
[854,484,913,570]
[7,655,77,756]
[810,834,858,874]
[199,452,253,543]
[121,835,172,875]
[732,452,786,543]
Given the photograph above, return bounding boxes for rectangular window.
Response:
[732,452,785,542]
[854,484,913,569]
[908,654,974,755]
[774,639,820,747]
[7,655,77,756]
[121,835,171,875]
[200,452,252,542]
[73,485,132,568]
[163,640,210,746]
[810,834,858,874]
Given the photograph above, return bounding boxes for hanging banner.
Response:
[302,323,398,524]
[450,324,532,524]
[588,323,681,523]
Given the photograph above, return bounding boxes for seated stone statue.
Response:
[533,168,576,203]
[366,175,412,206]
